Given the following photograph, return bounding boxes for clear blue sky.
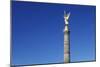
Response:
[12,1,96,65]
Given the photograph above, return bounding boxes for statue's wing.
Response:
[66,12,70,20]
[64,11,70,24]
[64,11,70,20]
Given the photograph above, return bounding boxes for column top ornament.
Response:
[64,11,70,25]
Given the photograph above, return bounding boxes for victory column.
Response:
[64,11,70,63]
